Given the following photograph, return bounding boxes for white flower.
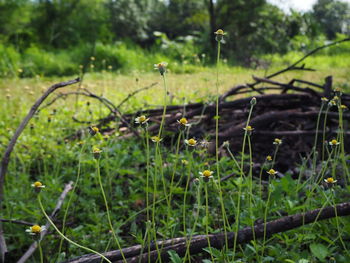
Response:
[26,225,46,236]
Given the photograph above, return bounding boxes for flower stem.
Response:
[95,159,127,263]
[37,194,112,263]
[38,240,43,263]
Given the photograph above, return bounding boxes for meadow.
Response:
[1,49,350,263]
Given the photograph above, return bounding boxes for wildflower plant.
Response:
[26,225,46,236]
[184,138,197,147]
[199,169,213,182]
[135,115,149,125]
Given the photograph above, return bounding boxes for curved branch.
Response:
[0,78,79,262]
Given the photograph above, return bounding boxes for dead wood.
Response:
[62,201,350,263]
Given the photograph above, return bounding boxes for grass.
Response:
[1,56,350,262]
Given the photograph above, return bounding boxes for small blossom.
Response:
[214,29,226,35]
[154,62,168,75]
[324,177,337,184]
[151,136,162,143]
[92,147,102,159]
[273,138,282,145]
[199,170,214,182]
[26,225,46,236]
[250,97,257,106]
[200,139,210,149]
[214,29,226,42]
[267,169,277,176]
[243,125,254,135]
[181,159,189,166]
[222,141,230,148]
[328,100,337,107]
[266,155,272,161]
[185,138,197,147]
[334,88,342,96]
[90,56,95,61]
[31,181,45,189]
[31,181,45,193]
[177,117,189,126]
[340,105,348,111]
[88,126,99,136]
[321,97,329,102]
[17,68,23,73]
[108,65,113,70]
[135,115,149,125]
[329,139,340,146]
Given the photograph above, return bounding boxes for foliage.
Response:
[0,0,349,73]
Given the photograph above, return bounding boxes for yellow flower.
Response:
[214,29,226,35]
[177,117,189,126]
[26,225,46,236]
[89,126,99,135]
[90,56,95,61]
[214,29,226,42]
[185,138,197,147]
[31,181,45,189]
[199,170,214,181]
[266,155,272,161]
[321,97,329,102]
[329,139,340,146]
[181,160,189,166]
[154,62,168,75]
[135,115,149,125]
[151,136,162,143]
[267,169,277,176]
[340,105,348,110]
[222,141,230,148]
[243,125,254,135]
[324,177,337,184]
[273,138,282,145]
[92,147,102,159]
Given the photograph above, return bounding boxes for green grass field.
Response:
[1,54,350,262]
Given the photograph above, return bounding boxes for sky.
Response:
[268,0,350,13]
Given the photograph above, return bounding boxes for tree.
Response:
[312,0,350,39]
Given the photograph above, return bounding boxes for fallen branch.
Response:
[63,201,350,263]
[17,181,74,263]
[0,219,34,227]
[0,78,79,262]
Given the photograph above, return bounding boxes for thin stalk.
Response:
[57,139,89,258]
[247,136,259,260]
[37,194,112,263]
[38,240,43,263]
[96,160,127,263]
[311,103,324,175]
[183,153,193,235]
[260,175,273,258]
[233,103,254,259]
[204,183,215,262]
[215,38,229,256]
[321,106,330,162]
[184,180,202,262]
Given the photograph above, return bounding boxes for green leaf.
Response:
[310,243,328,261]
[202,247,222,258]
[167,250,182,263]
